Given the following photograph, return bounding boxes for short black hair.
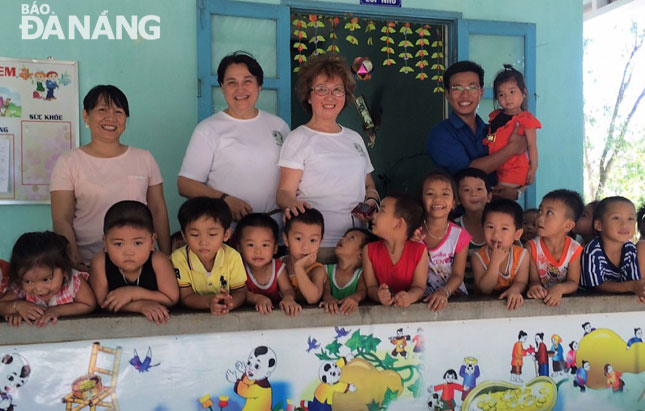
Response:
[9,231,72,284]
[637,204,645,237]
[524,208,538,217]
[284,208,325,237]
[582,322,591,329]
[536,332,544,341]
[542,189,585,221]
[235,213,279,245]
[344,227,379,248]
[443,60,484,89]
[518,330,527,339]
[482,199,523,229]
[83,85,129,117]
[569,341,576,350]
[443,369,457,379]
[103,200,154,234]
[217,51,264,87]
[454,167,491,193]
[592,196,635,237]
[388,193,424,239]
[178,197,232,232]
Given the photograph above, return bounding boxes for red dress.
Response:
[367,240,426,294]
[484,110,542,186]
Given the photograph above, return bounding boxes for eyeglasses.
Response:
[449,85,481,94]
[311,85,346,97]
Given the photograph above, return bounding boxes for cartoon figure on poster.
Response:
[0,353,31,411]
[226,346,277,411]
[412,328,425,355]
[550,334,565,378]
[0,88,21,118]
[582,321,595,336]
[565,340,578,374]
[33,72,46,99]
[573,360,590,392]
[626,327,643,348]
[458,357,480,401]
[390,328,411,359]
[604,363,625,393]
[310,355,356,411]
[534,333,549,377]
[510,330,534,382]
[427,369,463,411]
[45,71,59,100]
[129,347,160,373]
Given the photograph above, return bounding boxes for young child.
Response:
[484,65,541,190]
[0,259,8,298]
[574,201,598,246]
[89,201,179,324]
[580,196,644,302]
[472,199,529,310]
[454,168,492,292]
[637,204,645,276]
[236,213,300,315]
[171,197,247,314]
[281,208,327,305]
[171,230,186,252]
[526,189,584,307]
[0,231,96,327]
[363,194,429,307]
[420,171,471,312]
[521,209,539,244]
[319,228,376,315]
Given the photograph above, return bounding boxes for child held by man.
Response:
[363,194,429,307]
[171,197,247,314]
[526,190,584,306]
[89,201,179,324]
[472,199,529,310]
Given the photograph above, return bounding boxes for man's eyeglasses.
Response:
[449,85,481,94]
[311,85,346,97]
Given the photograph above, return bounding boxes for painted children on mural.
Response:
[626,327,643,348]
[453,168,492,293]
[171,197,247,314]
[281,208,326,305]
[484,65,541,190]
[413,327,425,354]
[363,194,428,307]
[320,228,376,315]
[534,333,549,377]
[582,321,596,336]
[459,357,480,401]
[511,330,533,382]
[573,360,590,392]
[604,363,625,393]
[235,213,300,315]
[89,201,179,324]
[390,328,411,358]
[550,334,565,378]
[311,356,356,411]
[45,71,59,100]
[471,199,528,310]
[33,71,46,99]
[0,232,96,327]
[637,204,645,276]
[419,171,470,312]
[574,201,598,246]
[0,352,30,411]
[225,346,277,411]
[520,209,538,244]
[526,189,584,306]
[429,369,463,411]
[580,196,644,302]
[566,341,578,374]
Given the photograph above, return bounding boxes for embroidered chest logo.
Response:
[353,142,366,157]
[272,130,284,146]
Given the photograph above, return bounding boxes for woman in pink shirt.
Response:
[50,85,170,269]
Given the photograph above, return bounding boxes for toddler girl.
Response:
[580,196,644,302]
[319,228,377,315]
[0,231,96,327]
[236,213,300,316]
[420,171,471,311]
[485,65,541,189]
[637,204,645,276]
[90,201,179,324]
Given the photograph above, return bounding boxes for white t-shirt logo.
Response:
[353,142,366,157]
[272,130,285,146]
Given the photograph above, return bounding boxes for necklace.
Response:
[425,220,449,240]
[120,270,141,286]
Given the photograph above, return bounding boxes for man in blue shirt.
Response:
[426,61,526,199]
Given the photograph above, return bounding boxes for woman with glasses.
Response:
[177,51,290,223]
[277,53,378,262]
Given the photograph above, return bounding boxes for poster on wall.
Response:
[2,310,645,410]
[0,57,79,204]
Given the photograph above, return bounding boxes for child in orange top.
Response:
[526,190,584,307]
[604,363,624,392]
[363,194,428,307]
[282,208,326,305]
[485,65,541,189]
[236,213,300,315]
[0,232,96,327]
[472,199,529,310]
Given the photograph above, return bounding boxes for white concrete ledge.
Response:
[1,293,642,346]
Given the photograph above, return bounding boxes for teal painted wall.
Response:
[0,0,583,259]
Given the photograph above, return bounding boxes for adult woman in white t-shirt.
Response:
[50,85,171,269]
[277,54,378,258]
[177,52,290,222]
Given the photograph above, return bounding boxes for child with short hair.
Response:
[363,194,429,307]
[454,168,492,292]
[636,204,645,276]
[0,231,96,327]
[526,190,584,307]
[521,209,539,244]
[236,213,300,315]
[171,230,186,252]
[472,199,529,310]
[574,201,598,246]
[420,171,471,312]
[319,228,377,315]
[282,208,327,305]
[89,201,179,324]
[580,196,644,302]
[171,197,247,314]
